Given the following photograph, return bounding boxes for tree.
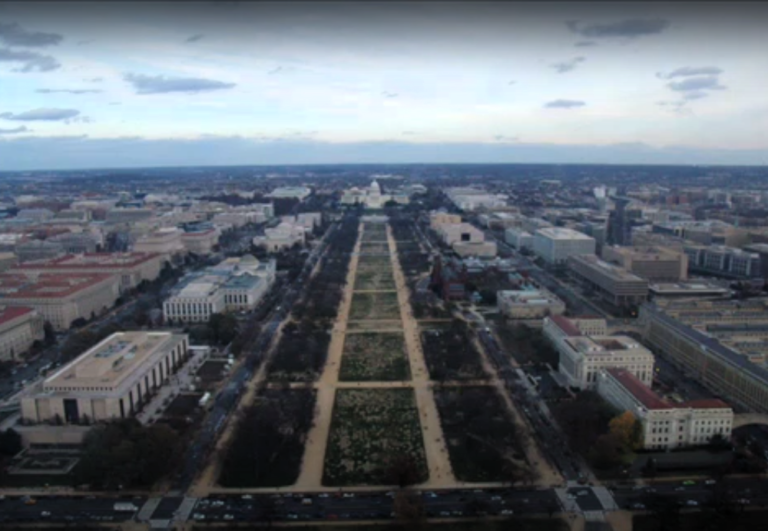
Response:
[384,453,423,487]
[609,411,642,452]
[393,490,425,526]
[43,321,56,346]
[207,313,239,346]
[590,433,622,470]
[0,428,22,457]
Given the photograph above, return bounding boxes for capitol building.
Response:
[340,180,409,208]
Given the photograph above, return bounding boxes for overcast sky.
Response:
[1,1,767,170]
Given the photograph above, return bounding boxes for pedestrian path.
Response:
[137,497,162,521]
[554,487,579,512]
[176,496,198,522]
[593,485,618,510]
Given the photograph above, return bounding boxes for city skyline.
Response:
[1,1,767,169]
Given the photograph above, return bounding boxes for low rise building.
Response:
[597,368,733,450]
[504,228,534,251]
[20,331,189,429]
[105,208,154,224]
[0,252,17,272]
[0,306,44,361]
[685,244,761,279]
[15,240,65,263]
[568,254,649,313]
[163,274,227,324]
[47,232,99,254]
[602,245,688,281]
[0,272,120,330]
[181,228,220,255]
[429,211,462,230]
[497,287,565,319]
[252,221,306,251]
[19,252,164,293]
[533,227,595,267]
[266,186,312,200]
[544,315,654,389]
[133,228,185,257]
[648,281,730,300]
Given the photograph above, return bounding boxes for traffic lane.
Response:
[567,488,603,512]
[0,497,143,520]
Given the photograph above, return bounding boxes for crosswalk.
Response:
[176,496,199,522]
[593,486,619,511]
[137,497,162,521]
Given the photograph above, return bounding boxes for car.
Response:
[501,509,514,515]
[686,500,699,506]
[632,503,646,510]
[567,494,577,500]
[675,487,685,491]
[577,490,589,496]
[241,494,253,500]
[439,511,451,516]
[342,493,355,498]
[705,480,717,485]
[40,511,51,517]
[223,514,234,520]
[192,513,205,520]
[683,480,696,486]
[318,493,330,498]
[737,499,750,505]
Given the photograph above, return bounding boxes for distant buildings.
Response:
[0,272,120,330]
[133,228,185,257]
[602,245,688,282]
[444,187,506,212]
[504,228,534,251]
[105,208,154,224]
[0,306,44,361]
[429,212,462,230]
[181,228,220,255]
[0,252,17,272]
[567,254,648,314]
[340,180,404,208]
[433,221,497,258]
[684,244,761,279]
[606,197,637,246]
[266,186,312,200]
[597,368,733,450]
[497,287,565,319]
[253,220,306,252]
[533,227,595,267]
[648,281,729,300]
[544,315,655,390]
[15,240,64,263]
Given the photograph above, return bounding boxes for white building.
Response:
[504,228,534,251]
[0,306,44,361]
[497,288,565,319]
[266,186,312,200]
[21,331,189,426]
[533,227,596,266]
[163,255,276,322]
[543,315,654,390]
[133,228,185,257]
[252,221,306,251]
[340,180,404,208]
[181,228,220,255]
[597,368,734,450]
[444,187,507,211]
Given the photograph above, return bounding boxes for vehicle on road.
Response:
[113,502,138,512]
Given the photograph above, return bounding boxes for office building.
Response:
[533,228,595,267]
[0,252,17,272]
[685,244,761,279]
[252,220,306,251]
[0,306,44,361]
[181,228,220,255]
[20,252,164,293]
[504,228,534,251]
[21,331,189,426]
[444,187,507,211]
[640,303,768,414]
[133,228,185,257]
[602,245,688,282]
[0,272,120,330]
[597,368,733,450]
[14,240,65,263]
[648,281,730,300]
[429,212,462,230]
[497,287,565,319]
[266,186,312,200]
[105,208,154,224]
[568,254,648,313]
[544,315,654,390]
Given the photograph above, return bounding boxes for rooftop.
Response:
[0,272,113,299]
[43,332,183,391]
[549,315,582,337]
[536,227,594,241]
[20,252,161,270]
[0,305,35,326]
[606,368,672,410]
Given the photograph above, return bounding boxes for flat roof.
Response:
[549,315,582,337]
[650,282,729,294]
[19,252,161,270]
[642,303,768,388]
[0,272,113,299]
[44,332,182,390]
[0,305,34,325]
[606,368,673,410]
[536,227,594,241]
[570,254,646,282]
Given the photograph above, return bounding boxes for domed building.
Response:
[340,179,399,208]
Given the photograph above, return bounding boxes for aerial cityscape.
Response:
[1,2,768,531]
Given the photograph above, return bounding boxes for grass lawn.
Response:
[360,242,390,254]
[339,332,411,381]
[349,292,401,320]
[323,388,427,486]
[358,254,393,269]
[354,268,397,291]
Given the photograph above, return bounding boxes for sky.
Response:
[0,1,767,170]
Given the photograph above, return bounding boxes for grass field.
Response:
[349,292,401,320]
[339,332,411,381]
[323,388,428,486]
[359,242,390,254]
[354,268,397,291]
[357,254,393,269]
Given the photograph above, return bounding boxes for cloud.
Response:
[76,40,93,46]
[0,126,29,135]
[123,73,236,94]
[382,91,398,98]
[267,66,282,75]
[109,102,121,106]
[0,108,80,121]
[566,18,670,39]
[682,91,709,101]
[0,47,60,72]
[574,41,597,48]
[657,66,724,80]
[36,88,102,95]
[401,131,416,136]
[494,135,519,142]
[185,34,205,43]
[508,80,517,85]
[0,22,63,47]
[550,56,585,74]
[544,99,586,109]
[83,77,103,83]
[667,76,726,92]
